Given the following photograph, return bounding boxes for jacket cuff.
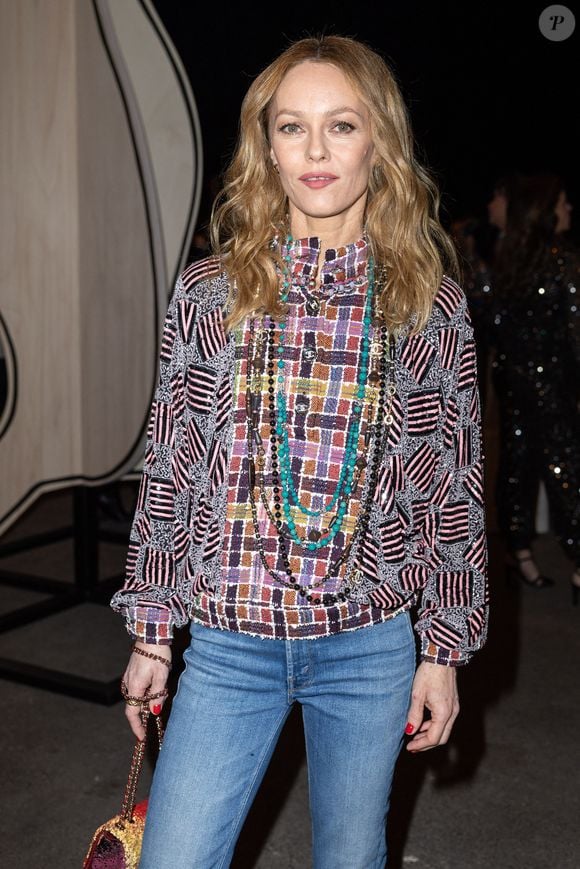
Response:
[420,639,471,667]
[124,604,173,645]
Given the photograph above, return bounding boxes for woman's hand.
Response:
[122,642,172,741]
[404,661,459,752]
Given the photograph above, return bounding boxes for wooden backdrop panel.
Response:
[0,0,201,536]
[76,0,157,480]
[0,0,83,515]
[99,0,200,289]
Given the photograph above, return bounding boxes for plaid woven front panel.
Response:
[194,237,402,639]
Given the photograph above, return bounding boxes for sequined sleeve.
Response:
[562,245,580,370]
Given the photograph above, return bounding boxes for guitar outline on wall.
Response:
[0,0,203,536]
[0,312,17,442]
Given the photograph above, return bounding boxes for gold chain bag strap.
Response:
[83,709,164,869]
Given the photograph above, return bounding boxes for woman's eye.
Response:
[333,121,355,133]
[279,123,302,134]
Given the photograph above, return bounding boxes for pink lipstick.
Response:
[299,173,338,189]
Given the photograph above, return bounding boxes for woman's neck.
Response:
[289,208,365,252]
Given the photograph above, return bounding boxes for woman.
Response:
[112,35,488,868]
[491,173,580,596]
[450,215,493,411]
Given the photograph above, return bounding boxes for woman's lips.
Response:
[299,174,338,189]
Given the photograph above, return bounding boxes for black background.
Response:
[153,1,579,231]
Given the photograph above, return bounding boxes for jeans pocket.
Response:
[376,609,415,653]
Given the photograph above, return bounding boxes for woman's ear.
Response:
[270,146,278,171]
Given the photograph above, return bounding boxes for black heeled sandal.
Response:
[506,553,555,589]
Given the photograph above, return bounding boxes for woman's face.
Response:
[268,61,375,234]
[554,189,572,233]
[487,188,508,231]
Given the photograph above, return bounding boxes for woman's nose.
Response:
[306,132,329,162]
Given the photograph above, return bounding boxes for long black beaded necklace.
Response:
[265,314,374,543]
[245,286,396,604]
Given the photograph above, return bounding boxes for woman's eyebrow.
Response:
[274,106,365,120]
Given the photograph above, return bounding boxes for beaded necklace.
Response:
[248,316,377,543]
[276,252,375,537]
[244,241,397,603]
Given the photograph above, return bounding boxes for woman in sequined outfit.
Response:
[492,174,580,595]
[111,37,488,868]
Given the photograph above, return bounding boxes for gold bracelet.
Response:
[121,680,169,704]
[132,643,172,669]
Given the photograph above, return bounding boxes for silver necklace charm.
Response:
[306,296,320,315]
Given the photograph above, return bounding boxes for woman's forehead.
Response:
[270,62,368,116]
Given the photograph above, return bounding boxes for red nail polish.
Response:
[405,723,414,734]
[152,704,162,715]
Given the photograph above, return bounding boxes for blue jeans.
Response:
[140,613,416,869]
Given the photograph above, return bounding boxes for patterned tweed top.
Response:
[194,236,409,639]
[111,239,488,665]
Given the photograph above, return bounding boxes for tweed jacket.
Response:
[111,256,489,665]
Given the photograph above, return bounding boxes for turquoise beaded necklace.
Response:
[275,235,376,552]
[245,311,395,600]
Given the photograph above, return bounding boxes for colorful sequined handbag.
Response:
[83,709,163,869]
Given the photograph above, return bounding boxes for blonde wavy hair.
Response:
[211,35,460,333]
